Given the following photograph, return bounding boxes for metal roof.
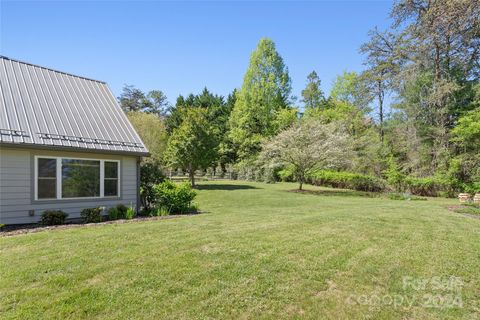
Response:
[0,56,149,156]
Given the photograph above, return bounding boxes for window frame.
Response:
[34,156,120,201]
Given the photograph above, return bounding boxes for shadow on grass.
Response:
[289,188,381,198]
[196,184,260,191]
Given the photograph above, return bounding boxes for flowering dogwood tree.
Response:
[261,121,353,190]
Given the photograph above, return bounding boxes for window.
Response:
[35,157,120,200]
[104,161,119,197]
[37,158,56,199]
[62,159,100,198]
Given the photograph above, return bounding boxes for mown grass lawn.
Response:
[1,181,480,319]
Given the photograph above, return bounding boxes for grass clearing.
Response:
[1,181,480,319]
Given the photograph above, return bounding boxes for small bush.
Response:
[116,204,129,219]
[150,206,171,217]
[40,210,68,226]
[80,207,103,223]
[307,170,386,192]
[124,206,135,220]
[152,180,197,214]
[108,207,119,220]
[107,204,134,220]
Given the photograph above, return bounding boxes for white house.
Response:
[0,56,149,224]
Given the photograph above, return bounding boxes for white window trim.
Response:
[34,156,120,201]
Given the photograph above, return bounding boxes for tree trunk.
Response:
[189,164,195,188]
[220,162,226,178]
[299,175,304,190]
[377,79,385,143]
[434,43,441,81]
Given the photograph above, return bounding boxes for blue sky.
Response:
[1,1,393,106]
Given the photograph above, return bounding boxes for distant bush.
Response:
[404,176,453,197]
[40,210,68,226]
[383,156,406,192]
[277,165,295,182]
[307,170,386,192]
[81,207,103,223]
[464,182,480,194]
[152,180,197,214]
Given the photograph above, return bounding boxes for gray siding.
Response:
[0,146,139,224]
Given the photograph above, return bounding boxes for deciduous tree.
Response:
[260,121,353,190]
[127,111,168,162]
[164,108,218,187]
[229,38,293,159]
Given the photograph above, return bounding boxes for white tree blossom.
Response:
[261,121,353,189]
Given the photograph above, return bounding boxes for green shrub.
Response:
[383,156,406,192]
[40,210,68,226]
[464,182,480,194]
[116,204,129,219]
[108,207,119,220]
[307,170,386,192]
[80,207,103,223]
[150,206,171,217]
[107,204,134,220]
[404,176,453,197]
[140,161,166,210]
[277,165,295,182]
[152,180,197,214]
[125,206,135,220]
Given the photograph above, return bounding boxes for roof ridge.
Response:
[0,55,106,84]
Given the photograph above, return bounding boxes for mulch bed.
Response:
[0,214,199,237]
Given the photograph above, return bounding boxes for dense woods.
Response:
[120,0,480,195]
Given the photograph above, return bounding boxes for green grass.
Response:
[454,205,480,215]
[1,181,480,319]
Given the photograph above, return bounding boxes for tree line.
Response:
[120,0,480,193]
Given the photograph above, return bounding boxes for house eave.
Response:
[0,142,150,157]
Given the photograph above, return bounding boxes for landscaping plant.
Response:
[152,180,197,214]
[80,207,103,223]
[40,210,68,226]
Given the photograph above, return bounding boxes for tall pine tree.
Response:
[301,71,325,110]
